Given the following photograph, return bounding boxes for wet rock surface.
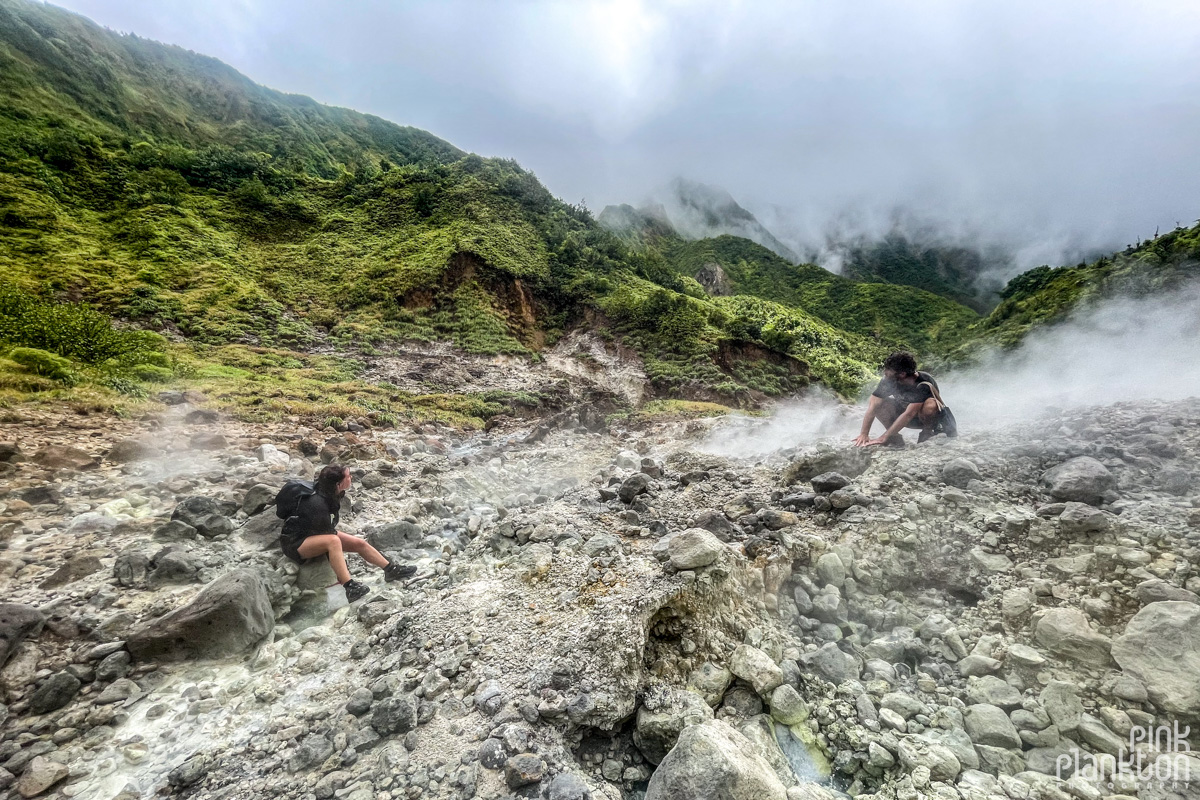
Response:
[0,398,1197,800]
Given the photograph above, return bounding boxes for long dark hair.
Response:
[316,464,348,499]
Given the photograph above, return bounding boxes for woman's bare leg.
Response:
[337,532,389,568]
[297,534,350,583]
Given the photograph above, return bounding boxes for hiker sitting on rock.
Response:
[279,464,415,602]
[853,351,954,447]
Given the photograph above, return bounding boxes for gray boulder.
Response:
[171,496,233,538]
[1039,457,1116,504]
[692,510,738,542]
[942,458,982,489]
[964,704,1021,749]
[241,484,278,516]
[644,719,787,800]
[28,670,81,714]
[372,695,418,735]
[729,645,784,695]
[1134,579,1200,606]
[126,568,274,660]
[1057,502,1110,535]
[669,528,726,570]
[783,445,871,485]
[107,437,161,463]
[548,773,591,800]
[896,737,961,782]
[634,687,714,764]
[367,520,423,551]
[0,603,44,669]
[768,684,810,725]
[1111,601,1200,716]
[810,472,850,493]
[237,514,284,551]
[619,473,651,503]
[814,553,845,587]
[1034,608,1113,667]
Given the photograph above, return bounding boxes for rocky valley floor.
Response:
[1,395,1199,800]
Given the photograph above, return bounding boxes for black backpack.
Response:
[275,480,315,520]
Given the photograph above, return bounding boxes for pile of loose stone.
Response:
[0,396,1198,800]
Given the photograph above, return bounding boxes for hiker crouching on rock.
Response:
[853,351,954,447]
[280,464,415,602]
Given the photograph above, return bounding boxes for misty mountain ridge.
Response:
[602,183,1024,312]
[600,178,800,262]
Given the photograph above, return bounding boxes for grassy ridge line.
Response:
[656,235,980,353]
[955,223,1200,357]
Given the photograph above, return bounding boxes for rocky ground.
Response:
[1,394,1199,800]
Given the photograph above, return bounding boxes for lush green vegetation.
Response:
[657,236,979,354]
[0,0,932,413]
[955,223,1200,357]
[839,233,1000,313]
[14,0,1167,422]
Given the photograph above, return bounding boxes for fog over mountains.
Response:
[49,0,1200,273]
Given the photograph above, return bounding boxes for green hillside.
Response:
[957,223,1200,357]
[0,0,922,420]
[658,235,979,353]
[839,233,1001,313]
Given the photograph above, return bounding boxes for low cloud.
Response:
[53,0,1200,268]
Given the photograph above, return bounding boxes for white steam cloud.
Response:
[945,281,1200,427]
[698,282,1200,458]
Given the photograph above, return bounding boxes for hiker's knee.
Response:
[298,533,340,559]
[337,532,368,552]
[920,398,939,420]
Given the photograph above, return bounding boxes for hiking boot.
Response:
[384,562,417,583]
[918,428,938,444]
[884,433,905,448]
[342,579,369,603]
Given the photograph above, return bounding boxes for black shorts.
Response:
[889,399,942,428]
[280,532,310,563]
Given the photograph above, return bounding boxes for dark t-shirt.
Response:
[872,371,937,408]
[283,492,340,540]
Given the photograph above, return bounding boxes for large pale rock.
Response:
[644,719,787,800]
[1039,457,1115,504]
[15,756,69,798]
[768,684,810,725]
[1134,579,1200,606]
[1057,502,1110,535]
[783,445,871,485]
[942,458,982,489]
[813,553,845,587]
[669,528,726,570]
[634,687,713,764]
[897,737,961,782]
[1034,608,1113,667]
[729,645,784,695]
[689,662,734,708]
[127,569,274,660]
[1111,601,1200,716]
[964,704,1021,749]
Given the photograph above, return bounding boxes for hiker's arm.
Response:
[867,402,921,445]
[853,396,883,446]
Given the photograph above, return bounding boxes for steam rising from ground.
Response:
[698,282,1200,458]
[947,281,1200,426]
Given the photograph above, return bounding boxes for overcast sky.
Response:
[53,0,1200,266]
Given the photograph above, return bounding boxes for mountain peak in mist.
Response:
[600,178,799,262]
